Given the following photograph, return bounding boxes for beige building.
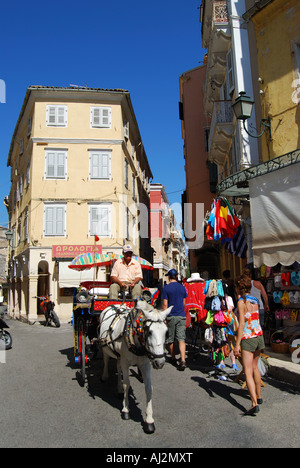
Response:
[6,86,153,322]
[150,183,187,284]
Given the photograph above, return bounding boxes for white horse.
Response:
[98,300,172,433]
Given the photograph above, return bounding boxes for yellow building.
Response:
[6,86,153,322]
[216,0,300,267]
[245,0,300,161]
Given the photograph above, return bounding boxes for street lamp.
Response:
[232,91,272,140]
[5,229,13,243]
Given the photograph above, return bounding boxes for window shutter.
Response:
[99,206,109,236]
[89,150,111,179]
[90,206,99,235]
[90,153,99,178]
[46,105,67,126]
[45,206,54,236]
[89,204,111,237]
[132,174,136,200]
[124,120,129,139]
[48,106,56,125]
[19,138,24,155]
[226,50,235,95]
[91,107,111,128]
[47,152,55,178]
[27,117,32,137]
[44,204,65,236]
[56,206,65,236]
[124,159,129,188]
[45,150,67,179]
[101,153,109,179]
[57,152,65,178]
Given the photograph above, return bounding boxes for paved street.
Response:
[0,316,299,449]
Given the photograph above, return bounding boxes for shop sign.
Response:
[52,245,102,259]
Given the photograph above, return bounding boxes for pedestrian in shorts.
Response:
[162,269,188,371]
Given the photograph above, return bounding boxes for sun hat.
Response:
[186,272,205,283]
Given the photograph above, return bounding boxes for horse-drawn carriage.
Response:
[72,280,159,384]
[69,251,170,433]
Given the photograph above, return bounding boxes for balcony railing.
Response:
[214,0,229,25]
[208,100,234,153]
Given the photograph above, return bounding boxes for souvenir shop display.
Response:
[184,274,206,327]
[206,197,240,242]
[257,263,300,356]
[202,279,237,370]
[184,276,238,373]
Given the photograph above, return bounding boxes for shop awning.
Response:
[58,262,96,288]
[249,162,300,267]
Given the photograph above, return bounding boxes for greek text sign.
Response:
[52,245,102,259]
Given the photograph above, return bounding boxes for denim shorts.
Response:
[241,335,265,352]
[166,316,186,343]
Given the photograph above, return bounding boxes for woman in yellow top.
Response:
[234,275,265,416]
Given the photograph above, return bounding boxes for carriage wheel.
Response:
[78,320,86,385]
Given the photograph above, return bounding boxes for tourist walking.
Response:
[162,269,188,371]
[233,275,265,416]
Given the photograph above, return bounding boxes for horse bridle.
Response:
[125,308,166,360]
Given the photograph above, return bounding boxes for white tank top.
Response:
[250,280,263,308]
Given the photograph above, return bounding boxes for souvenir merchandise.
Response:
[291,271,300,286]
[185,280,206,322]
[262,265,300,353]
[202,277,237,367]
[206,197,240,242]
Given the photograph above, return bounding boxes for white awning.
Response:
[58,262,98,288]
[249,163,300,267]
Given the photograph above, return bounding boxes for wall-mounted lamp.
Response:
[232,91,272,140]
[5,229,13,243]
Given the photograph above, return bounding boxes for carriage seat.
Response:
[88,287,110,298]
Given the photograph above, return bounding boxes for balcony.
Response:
[208,100,234,165]
[201,0,230,48]
[202,1,231,114]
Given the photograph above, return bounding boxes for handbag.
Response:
[214,311,225,326]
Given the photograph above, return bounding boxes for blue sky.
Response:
[0,0,206,228]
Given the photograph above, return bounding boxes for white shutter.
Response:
[46,152,55,178]
[124,120,129,139]
[124,159,129,188]
[45,206,54,236]
[91,107,112,128]
[47,106,56,125]
[101,153,110,179]
[45,150,66,179]
[46,105,67,126]
[99,205,109,236]
[89,150,111,179]
[226,50,235,95]
[44,204,66,236]
[56,206,65,236]
[90,153,99,178]
[89,204,111,237]
[90,206,99,235]
[57,152,65,178]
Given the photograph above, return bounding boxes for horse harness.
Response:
[99,306,165,360]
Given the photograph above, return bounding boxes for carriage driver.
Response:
[109,245,143,300]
